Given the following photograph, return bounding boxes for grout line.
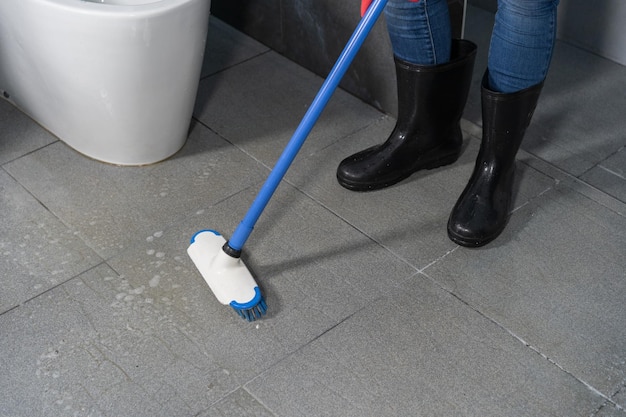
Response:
[592,381,626,416]
[462,118,626,218]
[418,245,459,273]
[219,304,376,414]
[500,327,623,411]
[598,164,626,181]
[191,116,275,173]
[0,140,59,168]
[242,386,281,417]
[420,268,625,412]
[0,261,108,317]
[199,49,273,81]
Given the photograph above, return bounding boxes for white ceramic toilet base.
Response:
[0,0,211,166]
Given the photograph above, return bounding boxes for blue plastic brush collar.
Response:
[189,229,220,244]
[229,286,263,310]
[231,287,267,321]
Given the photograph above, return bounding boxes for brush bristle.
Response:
[232,296,267,321]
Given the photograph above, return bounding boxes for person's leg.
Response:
[488,0,560,93]
[384,0,452,65]
[448,0,559,247]
[337,0,477,191]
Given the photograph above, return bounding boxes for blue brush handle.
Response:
[227,0,388,252]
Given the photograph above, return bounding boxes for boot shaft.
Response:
[480,72,544,161]
[394,39,477,137]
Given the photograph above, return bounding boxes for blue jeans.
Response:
[384,0,560,93]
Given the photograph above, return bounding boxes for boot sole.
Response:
[446,220,507,248]
[337,151,460,192]
[447,229,494,248]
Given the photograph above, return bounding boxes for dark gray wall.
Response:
[556,0,626,66]
[211,0,625,116]
[211,0,465,116]
[469,0,626,65]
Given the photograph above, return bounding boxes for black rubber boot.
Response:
[336,39,477,191]
[447,72,544,247]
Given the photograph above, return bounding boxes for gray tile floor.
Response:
[1,6,625,417]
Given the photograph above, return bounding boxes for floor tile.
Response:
[0,98,57,165]
[287,121,556,269]
[595,400,626,417]
[193,50,382,168]
[201,17,270,78]
[198,389,276,417]
[106,183,417,341]
[3,122,267,259]
[527,41,626,177]
[424,183,626,402]
[0,264,244,417]
[463,6,626,183]
[0,169,100,313]
[581,146,626,204]
[0,184,418,416]
[246,276,603,416]
[1,9,625,417]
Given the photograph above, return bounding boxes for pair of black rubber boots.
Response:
[337,39,543,247]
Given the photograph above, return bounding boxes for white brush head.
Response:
[187,230,260,307]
